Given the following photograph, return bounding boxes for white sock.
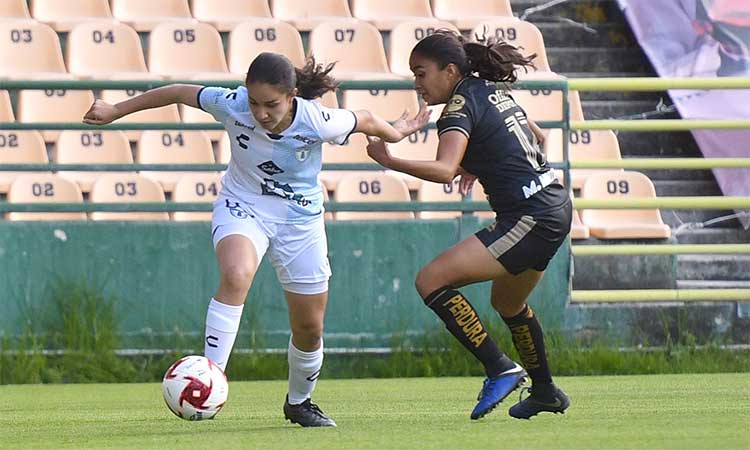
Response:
[204,298,244,371]
[287,336,324,405]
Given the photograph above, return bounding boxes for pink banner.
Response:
[618,0,750,228]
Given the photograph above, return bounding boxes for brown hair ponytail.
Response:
[245,52,338,99]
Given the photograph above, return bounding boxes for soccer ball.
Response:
[162,355,229,421]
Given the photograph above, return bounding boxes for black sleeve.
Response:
[436,89,476,138]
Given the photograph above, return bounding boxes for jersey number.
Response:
[504,112,545,170]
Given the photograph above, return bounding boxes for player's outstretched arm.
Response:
[82,84,203,125]
[352,102,430,143]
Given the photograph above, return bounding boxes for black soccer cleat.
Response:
[508,384,570,419]
[283,395,337,427]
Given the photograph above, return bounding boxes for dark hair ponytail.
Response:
[245,52,338,99]
[411,30,536,83]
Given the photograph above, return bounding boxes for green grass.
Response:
[1,374,748,450]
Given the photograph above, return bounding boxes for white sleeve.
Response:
[197,86,235,123]
[311,104,357,145]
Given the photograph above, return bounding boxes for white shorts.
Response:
[211,195,331,295]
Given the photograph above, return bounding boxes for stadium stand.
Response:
[148,21,228,77]
[171,172,222,221]
[110,0,192,32]
[320,133,373,191]
[271,0,353,32]
[471,18,550,71]
[432,0,513,30]
[571,210,590,240]
[191,0,272,32]
[228,19,306,72]
[469,181,496,220]
[545,128,624,189]
[0,0,29,19]
[308,19,394,79]
[388,20,459,77]
[0,90,14,121]
[0,130,47,193]
[136,130,215,192]
[342,89,420,121]
[580,171,671,239]
[351,0,433,31]
[89,173,169,221]
[31,0,113,32]
[67,21,148,77]
[387,128,439,190]
[334,171,413,220]
[56,130,133,193]
[6,173,85,221]
[0,20,66,78]
[416,179,462,219]
[17,88,95,142]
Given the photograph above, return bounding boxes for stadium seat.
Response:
[469,180,496,219]
[89,173,169,221]
[389,20,459,76]
[416,179,462,219]
[17,88,95,142]
[217,131,231,164]
[192,0,272,32]
[0,130,47,193]
[321,181,334,221]
[334,171,414,220]
[570,209,590,239]
[318,90,340,109]
[148,21,228,77]
[99,74,181,141]
[171,172,222,221]
[342,89,420,121]
[0,0,30,19]
[387,127,439,190]
[31,0,113,32]
[472,18,550,71]
[0,90,14,121]
[137,130,215,192]
[55,130,133,192]
[0,21,66,78]
[6,173,86,221]
[308,20,394,79]
[351,0,433,31]
[271,0,352,32]
[432,0,513,30]
[67,21,147,77]
[512,71,565,123]
[545,128,623,189]
[320,133,372,191]
[580,171,671,239]
[180,104,224,142]
[111,0,192,32]
[228,19,305,73]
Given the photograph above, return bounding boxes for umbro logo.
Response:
[234,120,255,131]
[306,370,321,382]
[257,160,284,175]
[292,134,317,145]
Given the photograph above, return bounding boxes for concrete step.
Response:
[580,100,679,120]
[511,0,624,24]
[653,180,722,197]
[676,279,750,289]
[548,47,654,74]
[675,228,750,243]
[641,168,715,182]
[677,255,750,281]
[615,131,702,158]
[535,22,637,48]
[662,210,741,230]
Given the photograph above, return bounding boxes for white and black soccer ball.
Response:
[162,355,229,421]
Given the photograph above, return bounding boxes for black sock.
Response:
[502,305,553,387]
[424,286,516,377]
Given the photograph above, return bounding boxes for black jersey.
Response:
[436,76,568,214]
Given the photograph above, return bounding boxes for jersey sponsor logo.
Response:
[306,370,321,382]
[295,148,311,162]
[292,134,317,145]
[261,179,312,207]
[521,170,556,199]
[443,94,466,114]
[205,335,219,348]
[225,199,253,219]
[234,120,255,131]
[489,89,517,113]
[257,160,284,175]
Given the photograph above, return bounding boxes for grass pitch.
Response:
[1,373,747,450]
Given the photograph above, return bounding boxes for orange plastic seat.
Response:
[148,21,228,77]
[433,0,512,30]
[472,18,549,71]
[416,179,462,219]
[386,128,439,190]
[342,89,420,121]
[89,173,169,221]
[0,21,66,78]
[308,20,395,79]
[67,21,147,77]
[55,130,133,192]
[570,209,590,239]
[0,90,14,121]
[17,88,95,142]
[228,19,305,73]
[334,171,413,220]
[320,133,372,191]
[31,0,113,32]
[545,128,623,189]
[171,172,222,221]
[580,171,671,239]
[0,130,48,193]
[272,0,352,32]
[192,0,272,32]
[136,130,215,192]
[389,20,459,76]
[470,180,496,219]
[111,0,192,32]
[0,0,30,19]
[351,0,432,31]
[6,173,86,221]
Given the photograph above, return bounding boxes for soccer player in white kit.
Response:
[83,52,430,427]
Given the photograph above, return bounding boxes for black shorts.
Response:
[475,199,572,275]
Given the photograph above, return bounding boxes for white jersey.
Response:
[199,86,356,223]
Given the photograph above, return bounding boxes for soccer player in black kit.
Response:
[366,30,572,420]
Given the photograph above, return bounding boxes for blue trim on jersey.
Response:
[343,110,357,143]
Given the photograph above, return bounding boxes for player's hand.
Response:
[365,136,393,168]
[455,166,477,196]
[391,102,431,140]
[82,100,122,125]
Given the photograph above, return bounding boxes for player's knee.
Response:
[415,265,441,300]
[220,263,255,294]
[291,319,323,344]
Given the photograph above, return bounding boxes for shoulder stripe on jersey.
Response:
[438,126,470,138]
[343,110,357,143]
[196,86,208,111]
